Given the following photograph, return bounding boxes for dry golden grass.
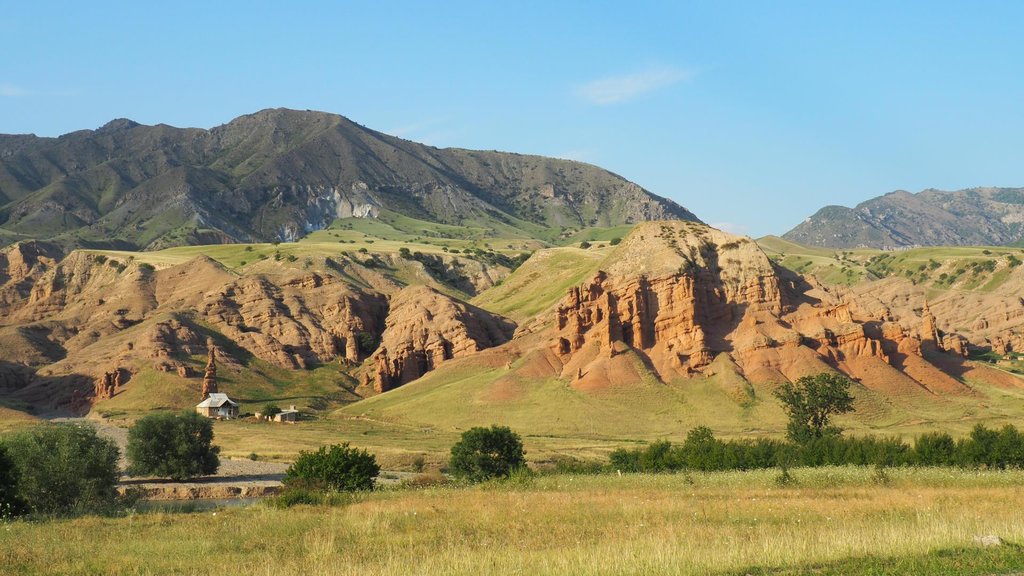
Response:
[3,468,1023,575]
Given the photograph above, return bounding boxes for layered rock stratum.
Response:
[1,220,1022,420]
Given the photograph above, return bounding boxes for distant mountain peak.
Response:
[784,187,1024,248]
[96,118,141,133]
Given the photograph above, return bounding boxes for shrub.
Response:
[548,455,604,475]
[127,412,220,481]
[609,447,642,473]
[3,423,120,515]
[638,439,679,472]
[0,444,25,517]
[262,403,282,418]
[797,434,909,467]
[271,486,323,508]
[285,443,379,491]
[449,425,526,482]
[912,432,956,466]
[955,424,1024,469]
[356,331,380,355]
[609,237,622,246]
[579,241,592,249]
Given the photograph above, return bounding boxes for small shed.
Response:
[196,393,240,420]
[274,405,299,423]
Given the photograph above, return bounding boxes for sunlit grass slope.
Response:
[759,235,1024,292]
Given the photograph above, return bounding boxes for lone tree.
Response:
[284,443,379,491]
[2,423,120,515]
[127,411,220,481]
[449,425,526,482]
[773,373,855,443]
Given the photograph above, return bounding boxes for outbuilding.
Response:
[274,405,299,423]
[195,393,240,420]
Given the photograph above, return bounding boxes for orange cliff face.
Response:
[369,285,515,393]
[547,221,973,394]
[0,240,515,411]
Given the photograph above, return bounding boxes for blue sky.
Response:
[2,1,1022,237]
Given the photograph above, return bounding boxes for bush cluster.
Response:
[2,424,121,516]
[284,443,379,492]
[608,424,1024,474]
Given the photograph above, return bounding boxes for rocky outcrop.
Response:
[93,368,126,399]
[201,342,218,398]
[199,272,387,369]
[549,221,974,393]
[552,222,787,380]
[370,286,515,392]
[148,318,206,360]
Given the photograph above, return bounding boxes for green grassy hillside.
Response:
[759,235,1024,292]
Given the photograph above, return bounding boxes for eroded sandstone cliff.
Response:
[370,285,515,392]
[547,221,976,396]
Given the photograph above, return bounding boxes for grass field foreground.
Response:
[2,468,1023,575]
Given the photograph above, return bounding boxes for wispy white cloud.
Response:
[575,66,694,105]
[710,222,751,236]
[0,83,28,97]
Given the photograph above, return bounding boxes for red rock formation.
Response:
[93,369,120,399]
[552,223,786,380]
[548,221,974,394]
[371,285,515,392]
[921,300,940,349]
[201,341,218,398]
[200,272,387,369]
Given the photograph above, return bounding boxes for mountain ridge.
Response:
[784,187,1024,248]
[0,108,698,251]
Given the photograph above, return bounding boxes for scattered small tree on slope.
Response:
[127,412,220,481]
[3,423,120,515]
[449,425,526,482]
[285,443,379,491]
[774,373,855,443]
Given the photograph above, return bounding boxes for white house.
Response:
[195,393,240,419]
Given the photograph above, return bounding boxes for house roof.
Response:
[196,393,239,408]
